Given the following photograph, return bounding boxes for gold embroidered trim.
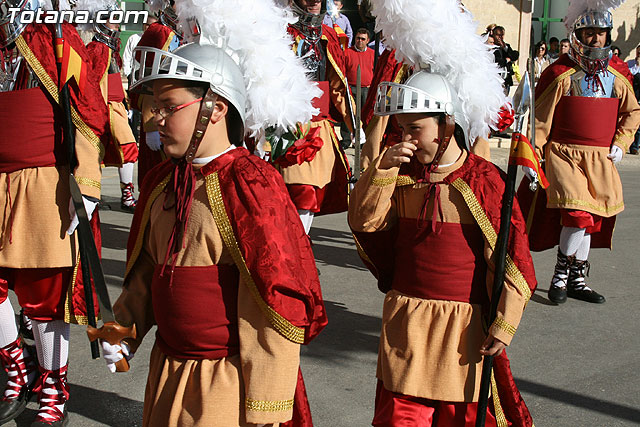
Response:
[492,317,516,337]
[75,177,101,190]
[535,66,579,107]
[124,174,172,278]
[16,35,105,158]
[491,371,509,427]
[608,65,634,93]
[205,173,305,344]
[546,197,624,216]
[245,397,294,412]
[613,132,634,151]
[370,175,397,187]
[451,178,532,302]
[64,250,100,325]
[396,175,417,186]
[323,35,357,120]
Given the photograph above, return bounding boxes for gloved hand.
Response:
[608,145,623,164]
[101,340,133,373]
[66,196,98,235]
[145,131,163,151]
[522,166,537,182]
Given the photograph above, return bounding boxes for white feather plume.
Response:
[175,0,321,137]
[565,0,625,31]
[39,0,72,10]
[370,0,507,142]
[74,0,119,32]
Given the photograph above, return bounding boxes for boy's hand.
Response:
[379,141,417,170]
[480,334,506,357]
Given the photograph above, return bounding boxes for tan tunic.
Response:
[114,172,300,426]
[281,64,352,188]
[348,151,527,402]
[535,70,640,217]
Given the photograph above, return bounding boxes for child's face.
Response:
[396,113,442,164]
[152,79,202,159]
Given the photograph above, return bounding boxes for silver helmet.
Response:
[159,1,181,36]
[93,0,121,51]
[0,0,38,49]
[131,42,246,152]
[568,10,613,75]
[375,70,471,149]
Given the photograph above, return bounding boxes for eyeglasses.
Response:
[151,97,203,120]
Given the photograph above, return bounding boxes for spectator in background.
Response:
[548,36,560,59]
[323,0,353,46]
[534,41,550,83]
[492,25,519,94]
[611,45,621,57]
[559,38,571,56]
[628,44,640,154]
[341,28,375,148]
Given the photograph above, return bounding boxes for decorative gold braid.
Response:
[492,317,516,337]
[323,35,357,118]
[608,65,634,93]
[491,371,509,427]
[63,250,100,325]
[535,66,579,107]
[205,173,305,344]
[396,175,417,186]
[245,397,294,412]
[370,175,397,187]
[15,35,105,158]
[613,131,634,151]
[546,197,623,216]
[75,177,101,191]
[124,174,171,278]
[451,178,532,302]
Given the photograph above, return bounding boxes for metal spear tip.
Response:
[512,71,532,116]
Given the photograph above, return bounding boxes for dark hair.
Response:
[560,38,570,44]
[434,114,468,152]
[493,25,505,35]
[355,28,370,38]
[549,37,559,44]
[535,41,547,52]
[181,81,244,146]
[611,45,621,55]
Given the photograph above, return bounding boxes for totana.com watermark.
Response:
[5,8,148,25]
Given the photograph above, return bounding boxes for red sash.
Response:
[107,73,126,103]
[550,96,619,147]
[0,88,64,173]
[391,218,488,305]
[152,264,241,360]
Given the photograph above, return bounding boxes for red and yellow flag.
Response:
[332,23,349,50]
[508,132,549,189]
[55,38,86,92]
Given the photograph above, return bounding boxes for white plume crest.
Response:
[74,0,119,31]
[176,0,321,137]
[370,0,507,142]
[565,0,625,31]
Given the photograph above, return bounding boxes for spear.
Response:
[475,70,533,427]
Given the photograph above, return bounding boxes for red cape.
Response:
[17,23,116,164]
[353,154,536,427]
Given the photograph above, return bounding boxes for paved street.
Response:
[5,146,640,426]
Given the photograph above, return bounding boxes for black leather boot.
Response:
[0,337,39,425]
[567,259,605,303]
[548,248,572,304]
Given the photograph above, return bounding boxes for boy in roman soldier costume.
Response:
[99,1,327,425]
[132,0,182,187]
[349,0,536,425]
[83,0,139,211]
[0,0,113,425]
[520,0,640,304]
[279,0,355,235]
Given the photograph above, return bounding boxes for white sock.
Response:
[559,226,586,256]
[33,320,69,420]
[0,299,18,348]
[298,210,314,235]
[576,233,591,261]
[118,162,135,185]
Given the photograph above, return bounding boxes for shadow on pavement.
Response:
[100,221,131,252]
[529,292,557,306]
[310,228,368,271]
[517,378,640,423]
[304,300,380,360]
[101,258,127,286]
